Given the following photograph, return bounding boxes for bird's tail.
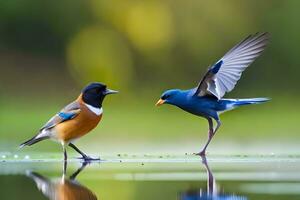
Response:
[19,131,49,149]
[218,98,270,114]
[232,97,270,106]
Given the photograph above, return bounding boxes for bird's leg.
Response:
[62,144,68,177]
[200,155,215,197]
[214,120,221,135]
[63,159,67,177]
[195,118,214,156]
[63,145,67,162]
[69,143,100,161]
[69,161,89,180]
[69,143,87,158]
[196,119,221,156]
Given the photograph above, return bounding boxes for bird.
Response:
[27,161,97,200]
[156,32,270,156]
[20,82,118,161]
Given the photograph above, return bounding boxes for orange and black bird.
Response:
[20,82,118,161]
[27,162,97,200]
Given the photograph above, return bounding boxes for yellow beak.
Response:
[155,99,165,106]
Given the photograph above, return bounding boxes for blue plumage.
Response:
[156,33,270,155]
[210,60,223,74]
[58,112,77,121]
[160,89,269,121]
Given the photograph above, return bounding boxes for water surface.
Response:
[0,154,299,200]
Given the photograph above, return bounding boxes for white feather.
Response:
[84,104,103,116]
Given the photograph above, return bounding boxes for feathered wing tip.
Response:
[19,135,49,149]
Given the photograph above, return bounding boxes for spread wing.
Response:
[40,101,81,131]
[194,32,269,99]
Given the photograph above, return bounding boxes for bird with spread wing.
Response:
[156,33,270,155]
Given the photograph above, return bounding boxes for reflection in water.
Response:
[26,161,97,200]
[181,156,247,200]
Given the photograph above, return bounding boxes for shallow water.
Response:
[0,154,300,200]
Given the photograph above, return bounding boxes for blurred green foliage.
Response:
[1,0,300,91]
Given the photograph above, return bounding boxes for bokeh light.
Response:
[67,26,133,89]
[125,1,173,51]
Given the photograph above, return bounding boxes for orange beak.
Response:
[155,99,165,106]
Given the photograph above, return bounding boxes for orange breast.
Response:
[56,180,97,200]
[55,101,102,143]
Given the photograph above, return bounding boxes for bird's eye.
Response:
[90,88,99,93]
[162,94,170,100]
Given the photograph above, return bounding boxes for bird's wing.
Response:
[40,101,81,131]
[26,171,57,199]
[194,32,269,99]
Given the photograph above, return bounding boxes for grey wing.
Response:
[26,171,57,199]
[40,101,81,131]
[194,32,269,99]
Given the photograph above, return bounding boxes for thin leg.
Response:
[63,145,67,161]
[63,156,89,180]
[62,144,67,178]
[69,161,89,180]
[69,143,100,161]
[69,143,88,157]
[196,118,221,156]
[214,120,221,134]
[63,160,67,176]
[200,155,215,197]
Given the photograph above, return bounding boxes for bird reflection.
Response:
[27,161,97,200]
[181,155,247,200]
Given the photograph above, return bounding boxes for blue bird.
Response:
[156,33,270,156]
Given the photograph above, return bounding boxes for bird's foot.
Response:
[78,155,101,162]
[194,151,206,156]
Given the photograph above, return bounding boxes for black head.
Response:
[82,82,118,108]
